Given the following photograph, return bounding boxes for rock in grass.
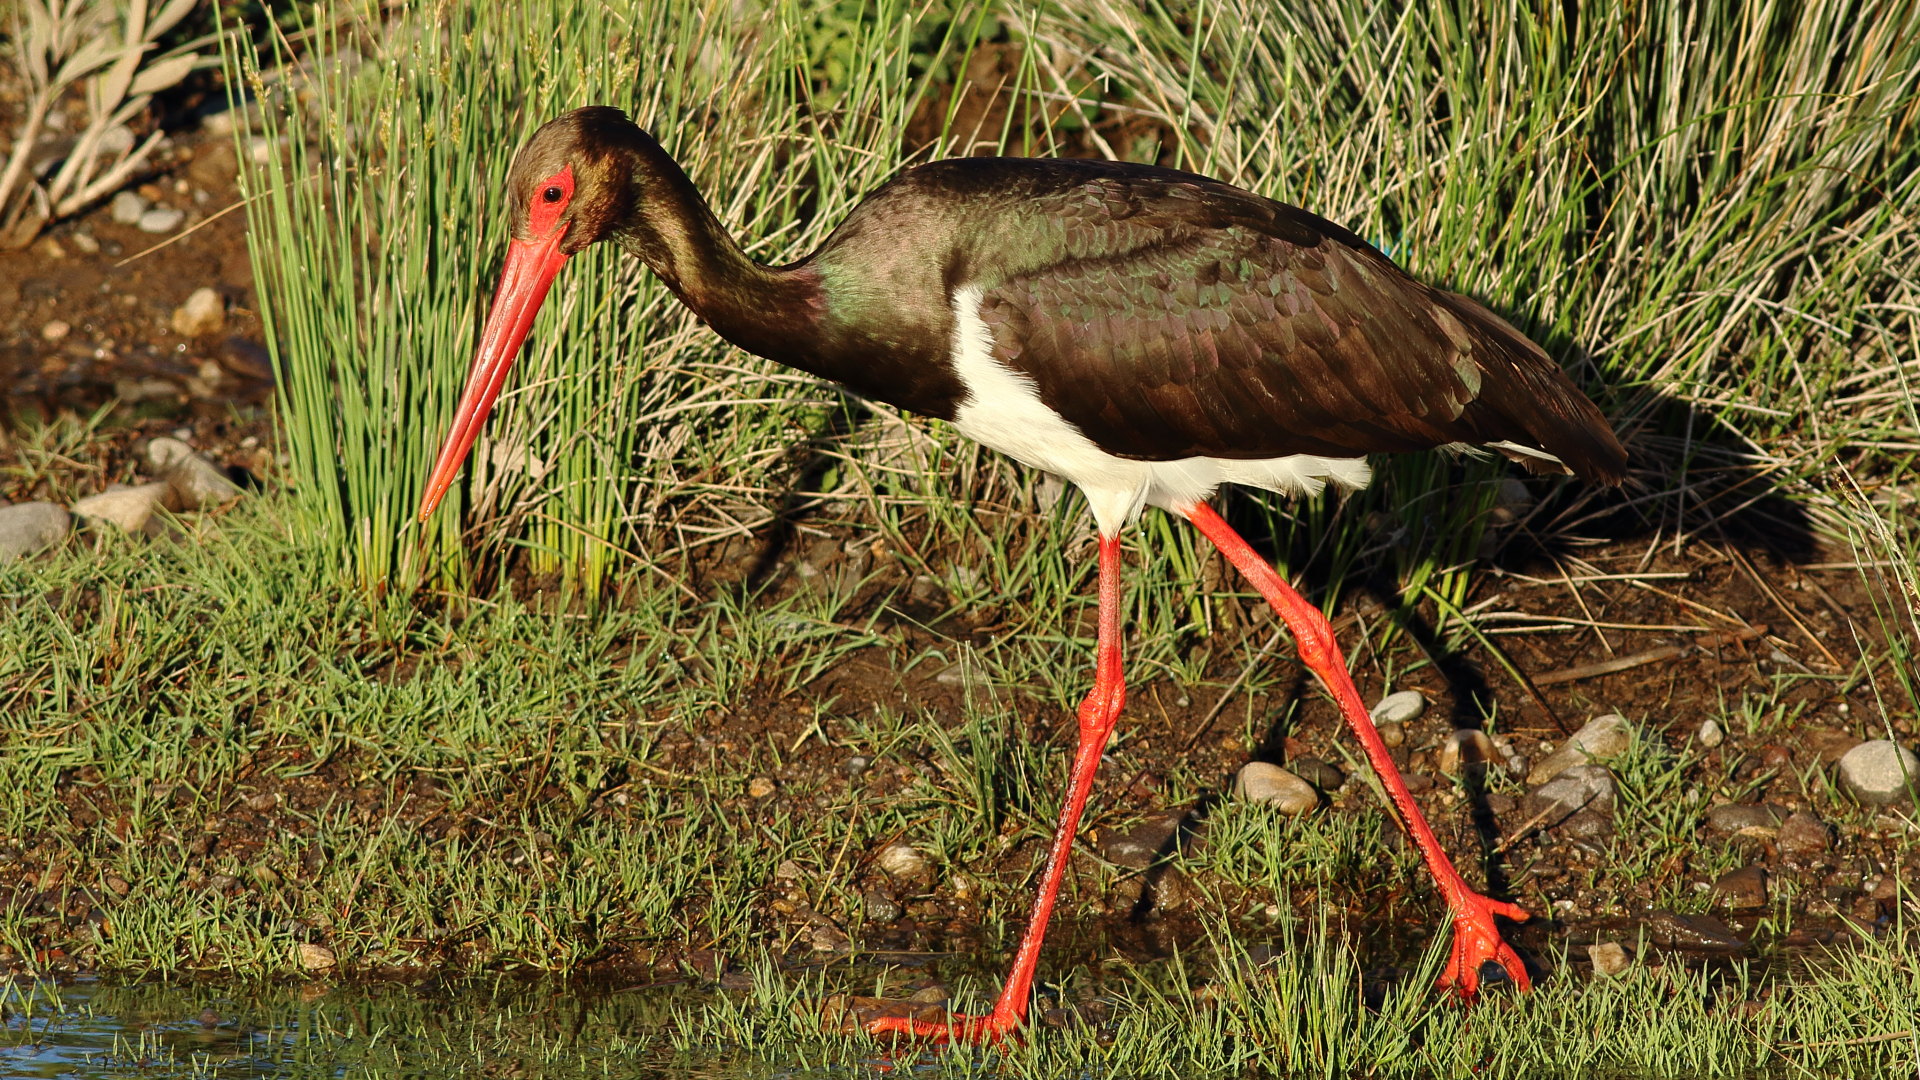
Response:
[0,501,70,559]
[1234,762,1318,815]
[138,206,185,233]
[862,888,903,923]
[1697,718,1726,748]
[1436,729,1496,777]
[111,190,148,225]
[1289,756,1346,792]
[1776,811,1833,857]
[1588,941,1630,977]
[1704,802,1788,836]
[293,942,336,971]
[170,287,226,337]
[1527,713,1636,784]
[146,436,243,508]
[1521,764,1617,828]
[73,482,177,533]
[875,842,929,880]
[1100,809,1187,870]
[1710,865,1769,910]
[1370,690,1426,726]
[1837,740,1920,805]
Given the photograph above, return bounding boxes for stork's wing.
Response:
[974,176,1625,483]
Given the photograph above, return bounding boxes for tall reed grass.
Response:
[234,0,1918,627]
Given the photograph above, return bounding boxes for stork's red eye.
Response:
[542,186,564,203]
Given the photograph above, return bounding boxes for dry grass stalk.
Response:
[0,0,204,247]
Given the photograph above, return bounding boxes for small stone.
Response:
[1370,690,1426,726]
[933,661,989,689]
[146,436,244,508]
[862,888,903,922]
[73,482,177,533]
[772,859,804,881]
[244,791,278,812]
[1100,809,1186,870]
[841,755,871,776]
[1289,756,1346,792]
[875,842,928,879]
[1697,718,1725,748]
[1527,713,1636,784]
[171,287,226,337]
[1710,865,1769,909]
[33,236,65,259]
[1520,764,1617,828]
[0,502,71,559]
[1234,762,1318,815]
[1776,811,1833,857]
[746,776,776,799]
[96,125,135,157]
[1588,941,1630,976]
[293,942,337,971]
[41,319,71,341]
[1436,729,1496,777]
[137,207,185,233]
[70,230,98,254]
[110,190,148,224]
[1704,803,1789,836]
[1377,721,1406,748]
[1837,740,1920,806]
[1559,809,1615,841]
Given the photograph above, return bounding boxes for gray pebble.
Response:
[110,190,147,225]
[1528,713,1636,784]
[1521,763,1617,828]
[1836,740,1920,805]
[146,436,244,508]
[73,482,176,532]
[0,502,71,560]
[1370,690,1426,726]
[861,888,903,923]
[137,207,185,233]
[1697,718,1726,748]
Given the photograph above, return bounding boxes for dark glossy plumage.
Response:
[514,107,1624,483]
[809,157,1623,480]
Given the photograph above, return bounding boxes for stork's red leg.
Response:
[868,534,1128,1044]
[1184,503,1530,999]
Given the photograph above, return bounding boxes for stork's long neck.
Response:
[613,136,824,364]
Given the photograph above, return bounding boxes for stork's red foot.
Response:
[865,1008,1021,1046]
[1437,891,1532,999]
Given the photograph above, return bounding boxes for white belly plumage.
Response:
[946,284,1372,537]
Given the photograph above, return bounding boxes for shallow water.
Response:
[0,976,758,1079]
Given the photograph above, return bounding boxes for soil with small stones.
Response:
[2,80,1915,994]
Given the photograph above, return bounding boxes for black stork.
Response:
[419,106,1626,1043]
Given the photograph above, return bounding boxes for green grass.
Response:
[6,0,1920,1074]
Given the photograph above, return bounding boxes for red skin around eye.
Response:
[527,164,575,237]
